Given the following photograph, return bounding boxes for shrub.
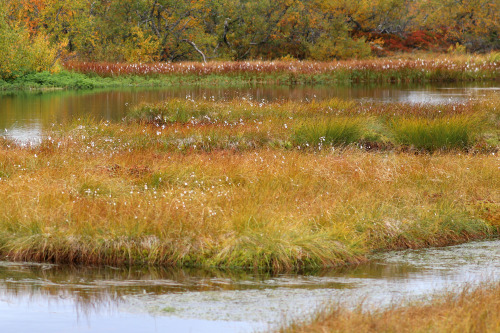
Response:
[310,37,372,60]
[0,14,58,79]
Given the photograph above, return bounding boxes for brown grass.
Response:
[0,98,497,270]
[281,282,500,333]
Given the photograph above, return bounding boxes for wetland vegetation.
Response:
[1,0,499,331]
[0,97,498,272]
[1,55,498,91]
[281,282,500,333]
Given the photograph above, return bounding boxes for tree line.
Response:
[1,0,499,67]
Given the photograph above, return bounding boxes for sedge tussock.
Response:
[123,97,499,152]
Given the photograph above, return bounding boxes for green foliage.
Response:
[447,43,467,55]
[487,52,500,62]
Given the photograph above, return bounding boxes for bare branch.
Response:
[181,39,207,63]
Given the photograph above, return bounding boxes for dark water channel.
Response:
[1,83,498,144]
[1,240,499,332]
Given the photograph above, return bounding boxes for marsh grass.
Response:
[0,97,497,270]
[280,282,500,333]
[63,55,500,84]
[0,134,497,270]
[389,115,482,151]
[127,98,498,152]
[293,118,364,147]
[2,55,498,91]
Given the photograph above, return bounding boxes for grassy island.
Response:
[0,98,497,271]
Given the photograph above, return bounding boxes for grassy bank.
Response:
[0,107,498,269]
[64,55,500,85]
[280,282,500,333]
[1,55,498,91]
[0,70,177,91]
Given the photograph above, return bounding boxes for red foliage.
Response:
[355,30,451,54]
[404,30,448,51]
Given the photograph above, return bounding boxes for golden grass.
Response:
[0,98,497,270]
[280,282,500,333]
[0,127,497,269]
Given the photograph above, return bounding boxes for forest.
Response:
[1,0,499,79]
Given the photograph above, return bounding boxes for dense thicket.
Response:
[1,0,499,66]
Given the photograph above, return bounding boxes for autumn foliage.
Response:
[0,0,499,78]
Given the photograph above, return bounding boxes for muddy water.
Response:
[1,83,498,143]
[1,240,498,333]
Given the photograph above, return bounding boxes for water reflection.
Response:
[0,240,498,332]
[1,83,498,144]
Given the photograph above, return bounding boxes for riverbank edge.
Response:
[1,65,499,91]
[0,230,497,272]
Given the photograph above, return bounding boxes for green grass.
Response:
[0,70,195,91]
[126,98,498,152]
[293,118,364,147]
[389,115,481,151]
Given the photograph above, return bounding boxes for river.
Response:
[0,240,498,333]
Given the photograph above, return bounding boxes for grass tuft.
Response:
[294,118,364,147]
[389,115,481,151]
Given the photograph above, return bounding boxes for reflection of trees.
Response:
[0,264,271,308]
[0,259,421,302]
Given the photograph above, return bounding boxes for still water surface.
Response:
[1,83,498,143]
[1,240,499,333]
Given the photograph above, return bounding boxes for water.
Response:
[1,240,499,332]
[1,83,498,144]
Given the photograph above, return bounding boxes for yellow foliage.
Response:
[447,43,467,55]
[0,24,58,79]
[120,26,160,63]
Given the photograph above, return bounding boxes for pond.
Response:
[1,82,498,144]
[1,240,499,333]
